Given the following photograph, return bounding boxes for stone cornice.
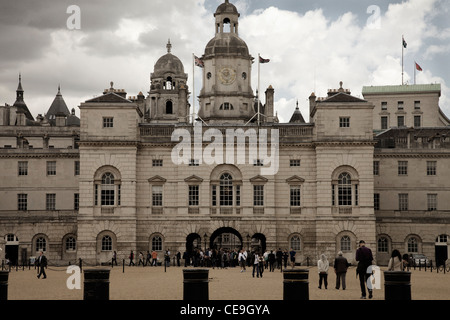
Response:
[314,141,376,147]
[374,152,450,158]
[78,141,139,147]
[0,151,79,159]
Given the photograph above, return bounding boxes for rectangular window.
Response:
[74,161,80,176]
[332,185,335,206]
[427,161,436,176]
[46,161,56,176]
[253,185,264,206]
[414,116,421,128]
[355,184,359,206]
[101,185,115,206]
[339,117,350,128]
[212,185,217,206]
[381,116,388,130]
[427,194,437,211]
[373,161,379,176]
[103,117,114,128]
[414,101,421,110]
[397,101,404,110]
[381,102,387,110]
[189,159,200,167]
[152,159,163,167]
[397,116,405,127]
[46,193,56,211]
[18,194,27,211]
[236,185,241,207]
[152,186,163,207]
[290,160,301,167]
[189,185,199,206]
[398,161,408,175]
[290,186,301,207]
[117,185,121,206]
[18,161,28,176]
[398,193,408,211]
[94,185,98,206]
[74,193,79,210]
[374,193,380,211]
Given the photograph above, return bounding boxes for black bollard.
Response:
[123,259,125,273]
[384,271,411,300]
[0,270,9,300]
[83,269,110,300]
[183,269,209,300]
[283,269,309,300]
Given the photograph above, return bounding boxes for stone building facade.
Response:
[0,0,449,267]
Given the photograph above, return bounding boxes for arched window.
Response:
[407,237,418,253]
[65,237,76,252]
[165,101,173,114]
[164,77,173,90]
[290,236,301,251]
[152,236,163,251]
[101,173,115,206]
[377,237,388,252]
[101,236,112,251]
[219,103,234,110]
[340,236,351,252]
[36,237,46,252]
[338,173,352,206]
[220,173,233,206]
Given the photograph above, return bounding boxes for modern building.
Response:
[0,0,448,267]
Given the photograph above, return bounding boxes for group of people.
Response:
[121,250,171,267]
[317,240,409,299]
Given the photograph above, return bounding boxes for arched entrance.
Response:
[435,234,449,267]
[5,234,19,266]
[186,233,202,255]
[209,227,243,251]
[251,233,266,253]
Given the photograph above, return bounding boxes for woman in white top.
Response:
[318,254,329,289]
[252,252,261,278]
[388,249,404,271]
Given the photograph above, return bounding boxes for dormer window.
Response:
[220,103,234,110]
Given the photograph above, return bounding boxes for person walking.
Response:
[283,250,289,269]
[276,248,283,269]
[318,254,329,289]
[138,252,144,266]
[151,250,158,266]
[289,248,296,269]
[263,250,269,270]
[238,249,246,273]
[112,251,118,266]
[145,251,151,266]
[176,251,181,267]
[36,251,47,279]
[356,240,374,299]
[268,250,276,272]
[258,253,265,278]
[164,250,170,267]
[252,251,261,278]
[334,251,349,290]
[129,250,135,266]
[388,249,404,271]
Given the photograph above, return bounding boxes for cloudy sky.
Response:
[0,0,449,122]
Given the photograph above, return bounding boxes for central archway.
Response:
[210,227,243,251]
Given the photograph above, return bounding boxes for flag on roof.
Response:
[415,62,423,71]
[402,37,407,48]
[194,55,204,68]
[259,56,270,64]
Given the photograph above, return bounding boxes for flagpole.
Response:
[258,53,261,126]
[402,35,404,85]
[192,53,195,124]
[414,61,416,85]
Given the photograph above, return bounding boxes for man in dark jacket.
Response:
[355,240,374,299]
[334,251,349,290]
[36,251,47,279]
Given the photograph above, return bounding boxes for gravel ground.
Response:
[4,264,450,300]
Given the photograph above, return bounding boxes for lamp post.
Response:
[204,233,208,252]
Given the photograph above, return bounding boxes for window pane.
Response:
[427,161,436,176]
[427,194,437,211]
[338,173,352,206]
[341,236,351,251]
[290,236,301,251]
[189,185,199,206]
[253,185,264,206]
[46,194,56,210]
[399,194,408,211]
[398,161,408,175]
[18,161,28,176]
[101,173,115,206]
[377,237,388,252]
[47,161,56,175]
[36,237,46,252]
[407,238,418,253]
[220,173,233,206]
[66,237,76,251]
[152,186,163,206]
[152,236,162,251]
[290,186,301,207]
[102,236,112,251]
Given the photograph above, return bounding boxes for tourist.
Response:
[129,250,135,266]
[252,251,261,278]
[151,250,158,266]
[289,248,296,269]
[176,251,181,267]
[112,251,118,266]
[164,249,170,267]
[283,250,289,268]
[276,248,283,269]
[138,252,145,266]
[36,251,47,279]
[356,240,374,299]
[263,250,269,269]
[145,251,151,266]
[258,253,265,277]
[388,249,403,271]
[238,249,246,272]
[318,254,329,289]
[334,251,349,290]
[268,250,276,272]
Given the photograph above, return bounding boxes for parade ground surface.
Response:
[5,264,450,300]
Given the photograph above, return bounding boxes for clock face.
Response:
[218,67,236,85]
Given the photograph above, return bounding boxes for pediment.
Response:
[321,92,366,103]
[148,175,167,184]
[249,175,269,183]
[184,175,204,183]
[85,92,132,103]
[286,175,305,184]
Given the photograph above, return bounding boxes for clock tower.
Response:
[198,0,255,124]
